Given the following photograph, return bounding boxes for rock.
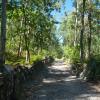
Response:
[4,64,14,73]
[0,72,3,86]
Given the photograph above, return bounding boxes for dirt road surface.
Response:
[22,60,100,100]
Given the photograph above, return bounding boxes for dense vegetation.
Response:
[60,0,100,79]
[0,0,100,100]
[0,1,64,100]
[0,0,64,65]
[0,0,99,77]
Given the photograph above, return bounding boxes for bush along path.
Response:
[19,60,100,100]
[0,57,54,100]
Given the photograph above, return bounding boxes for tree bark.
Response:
[17,36,22,58]
[74,0,78,46]
[80,0,86,63]
[0,0,7,66]
[25,49,30,63]
[88,10,92,59]
[22,3,30,63]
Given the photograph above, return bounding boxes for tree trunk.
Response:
[74,0,78,46]
[80,0,86,63]
[17,36,22,58]
[0,0,7,66]
[25,49,30,63]
[88,5,92,59]
[24,33,30,63]
[97,13,100,53]
[22,3,30,63]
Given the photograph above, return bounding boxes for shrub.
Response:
[63,45,80,63]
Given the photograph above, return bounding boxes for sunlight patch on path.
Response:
[50,61,70,71]
[43,78,62,83]
[23,60,100,100]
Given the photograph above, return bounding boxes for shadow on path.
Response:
[21,61,100,100]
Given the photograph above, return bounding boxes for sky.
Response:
[51,0,74,23]
[51,0,74,42]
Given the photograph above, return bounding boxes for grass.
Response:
[5,52,43,66]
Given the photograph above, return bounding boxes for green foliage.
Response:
[5,52,25,65]
[5,51,43,65]
[60,0,100,63]
[55,47,63,59]
[2,0,65,64]
[30,55,43,64]
[63,46,80,62]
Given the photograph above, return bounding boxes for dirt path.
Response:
[22,60,100,100]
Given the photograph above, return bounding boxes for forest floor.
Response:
[20,60,100,100]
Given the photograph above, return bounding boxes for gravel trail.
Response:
[22,60,100,100]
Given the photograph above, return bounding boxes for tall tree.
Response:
[88,0,92,59]
[74,0,78,46]
[80,0,86,63]
[0,0,7,66]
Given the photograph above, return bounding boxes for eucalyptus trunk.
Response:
[17,36,22,58]
[0,0,7,66]
[80,0,86,63]
[74,0,78,46]
[88,9,92,59]
[22,3,30,63]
